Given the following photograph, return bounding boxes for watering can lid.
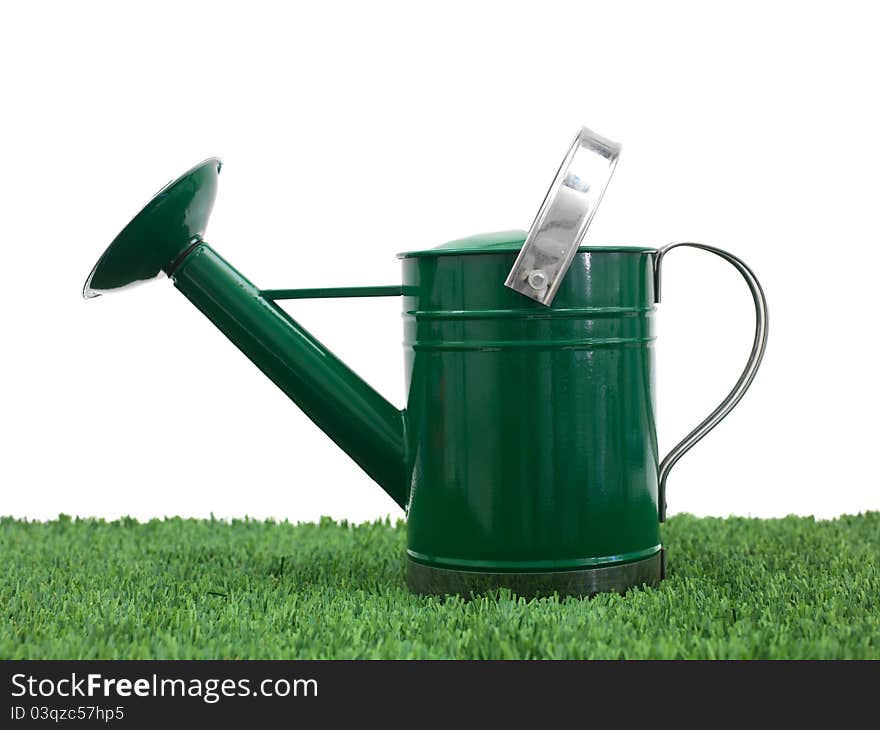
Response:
[397,230,528,258]
[83,158,222,298]
[397,230,653,258]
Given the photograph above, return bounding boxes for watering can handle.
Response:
[654,243,768,522]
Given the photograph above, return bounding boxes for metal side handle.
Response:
[654,243,769,521]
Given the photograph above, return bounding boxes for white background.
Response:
[2,1,878,523]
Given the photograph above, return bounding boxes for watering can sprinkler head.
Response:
[83,158,222,298]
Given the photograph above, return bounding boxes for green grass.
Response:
[1,513,878,659]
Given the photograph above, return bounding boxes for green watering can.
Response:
[84,130,768,597]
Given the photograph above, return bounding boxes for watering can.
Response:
[83,130,767,597]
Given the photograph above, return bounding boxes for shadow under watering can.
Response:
[83,129,767,597]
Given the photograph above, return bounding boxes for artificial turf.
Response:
[1,513,877,659]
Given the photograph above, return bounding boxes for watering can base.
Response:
[405,550,664,599]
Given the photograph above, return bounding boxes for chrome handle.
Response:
[654,243,769,521]
[505,127,620,306]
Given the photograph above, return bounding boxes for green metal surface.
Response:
[401,246,661,573]
[84,158,221,297]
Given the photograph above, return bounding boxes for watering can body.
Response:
[84,159,767,597]
[399,235,662,593]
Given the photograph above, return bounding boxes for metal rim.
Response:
[406,551,663,598]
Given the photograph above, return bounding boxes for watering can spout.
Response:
[83,159,408,509]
